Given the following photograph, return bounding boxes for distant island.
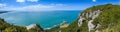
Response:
[0,11,9,14]
[0,4,120,32]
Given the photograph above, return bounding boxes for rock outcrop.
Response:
[78,10,101,32]
[26,24,43,32]
[26,24,37,30]
[63,4,120,32]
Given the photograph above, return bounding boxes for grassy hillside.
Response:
[0,18,43,32]
[92,4,120,32]
[62,4,120,32]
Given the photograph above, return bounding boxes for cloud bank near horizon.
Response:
[0,3,84,11]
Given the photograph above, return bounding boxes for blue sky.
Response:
[0,0,120,11]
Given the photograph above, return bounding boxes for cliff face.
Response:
[78,10,101,32]
[62,4,120,32]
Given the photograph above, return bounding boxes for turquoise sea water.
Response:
[0,11,81,28]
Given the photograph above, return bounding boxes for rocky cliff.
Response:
[61,4,120,32]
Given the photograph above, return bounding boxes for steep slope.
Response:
[62,4,120,32]
[0,18,43,32]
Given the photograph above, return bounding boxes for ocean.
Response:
[0,10,81,28]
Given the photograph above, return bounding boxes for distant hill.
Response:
[0,11,9,14]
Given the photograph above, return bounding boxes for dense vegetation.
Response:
[92,4,120,32]
[0,18,43,32]
[61,4,120,32]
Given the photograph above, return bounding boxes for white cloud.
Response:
[0,4,66,11]
[27,0,38,2]
[17,4,55,11]
[16,0,25,3]
[16,0,38,3]
[92,0,96,2]
[0,3,6,8]
[0,4,82,11]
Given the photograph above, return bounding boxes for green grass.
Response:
[62,4,120,32]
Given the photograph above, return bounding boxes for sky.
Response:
[0,0,120,11]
